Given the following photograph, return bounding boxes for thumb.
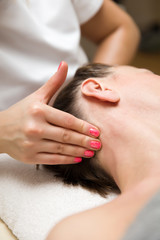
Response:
[36,61,68,104]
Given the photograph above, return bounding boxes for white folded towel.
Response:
[0,154,117,240]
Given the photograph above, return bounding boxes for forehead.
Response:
[110,65,157,83]
[114,65,153,75]
[108,66,160,97]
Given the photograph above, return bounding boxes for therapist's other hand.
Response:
[0,62,101,165]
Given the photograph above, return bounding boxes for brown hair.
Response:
[44,63,120,197]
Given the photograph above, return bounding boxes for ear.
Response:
[81,78,120,103]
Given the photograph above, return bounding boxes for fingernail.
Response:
[90,141,101,149]
[58,62,62,71]
[90,128,100,137]
[74,157,82,163]
[84,150,94,158]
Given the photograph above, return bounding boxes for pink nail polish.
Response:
[89,128,99,137]
[74,157,82,163]
[84,150,94,158]
[90,141,101,149]
[58,62,62,71]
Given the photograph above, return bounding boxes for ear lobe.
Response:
[81,78,120,103]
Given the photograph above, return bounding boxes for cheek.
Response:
[121,77,158,107]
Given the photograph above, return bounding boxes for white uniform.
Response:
[0,0,103,110]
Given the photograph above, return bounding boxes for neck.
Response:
[97,110,160,193]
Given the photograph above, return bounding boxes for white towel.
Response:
[0,154,117,240]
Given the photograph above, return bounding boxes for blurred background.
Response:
[81,0,160,74]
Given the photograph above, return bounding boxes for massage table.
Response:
[0,154,116,240]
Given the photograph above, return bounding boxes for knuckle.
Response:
[73,148,84,157]
[80,135,88,147]
[61,129,70,143]
[56,143,64,154]
[65,115,75,129]
[60,156,69,164]
[24,122,43,137]
[22,140,34,151]
[79,119,86,133]
[29,103,44,117]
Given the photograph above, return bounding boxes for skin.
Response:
[0,0,139,165]
[0,62,101,165]
[46,66,160,239]
[81,0,140,65]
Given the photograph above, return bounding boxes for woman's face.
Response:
[80,66,160,119]
[79,65,160,158]
[112,66,160,119]
[83,65,160,118]
[113,66,160,97]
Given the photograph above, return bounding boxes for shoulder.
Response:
[46,192,140,240]
[46,214,85,240]
[46,205,107,240]
[71,0,103,25]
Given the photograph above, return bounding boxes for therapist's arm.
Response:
[0,62,100,165]
[81,0,140,65]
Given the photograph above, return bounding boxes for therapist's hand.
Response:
[0,62,101,165]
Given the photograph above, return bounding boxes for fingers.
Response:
[35,153,82,165]
[45,105,100,137]
[42,125,101,151]
[36,61,68,104]
[37,139,95,158]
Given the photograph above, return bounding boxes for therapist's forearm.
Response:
[93,24,140,65]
